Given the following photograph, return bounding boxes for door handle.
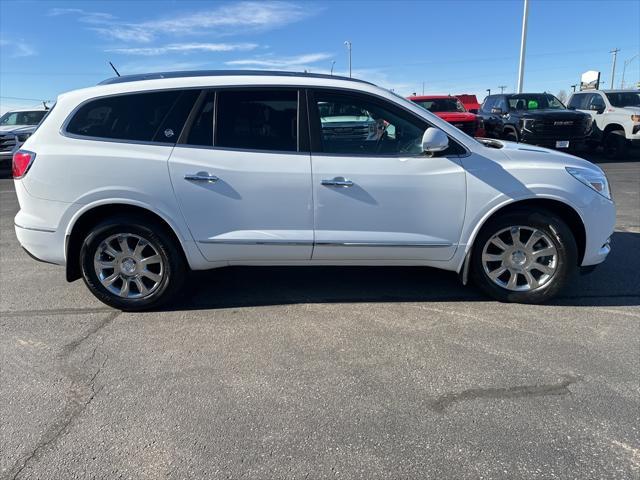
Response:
[184,172,219,183]
[321,177,354,188]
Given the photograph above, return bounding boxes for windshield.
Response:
[507,94,565,111]
[0,110,48,126]
[414,98,466,113]
[605,91,640,107]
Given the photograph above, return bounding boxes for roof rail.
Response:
[98,69,375,86]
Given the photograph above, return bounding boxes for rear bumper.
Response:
[15,223,65,266]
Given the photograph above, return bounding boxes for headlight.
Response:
[566,167,611,200]
[584,116,593,133]
[631,114,640,123]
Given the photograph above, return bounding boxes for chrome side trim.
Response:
[197,240,452,248]
[199,239,313,246]
[315,242,452,248]
[14,222,56,233]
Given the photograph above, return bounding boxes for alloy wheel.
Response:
[93,233,164,298]
[481,226,558,292]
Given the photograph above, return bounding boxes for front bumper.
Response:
[519,132,587,149]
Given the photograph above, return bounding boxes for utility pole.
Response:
[344,41,352,78]
[422,81,425,95]
[498,85,507,94]
[620,53,639,88]
[516,0,529,93]
[486,88,491,96]
[610,48,620,88]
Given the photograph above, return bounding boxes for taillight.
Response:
[12,150,36,179]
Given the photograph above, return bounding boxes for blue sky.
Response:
[1,0,638,113]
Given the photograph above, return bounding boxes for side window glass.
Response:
[66,90,187,142]
[152,90,200,142]
[590,94,605,109]
[215,90,298,152]
[184,91,215,146]
[313,92,425,156]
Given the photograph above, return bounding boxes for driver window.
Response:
[312,91,424,156]
[589,94,605,109]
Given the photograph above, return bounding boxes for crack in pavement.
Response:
[4,311,120,480]
[430,375,580,413]
[0,307,114,318]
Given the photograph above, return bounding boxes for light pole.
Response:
[620,53,639,88]
[571,84,577,92]
[330,60,336,76]
[516,0,529,93]
[486,88,491,96]
[344,41,352,78]
[610,48,620,88]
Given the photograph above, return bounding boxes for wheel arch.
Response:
[603,123,625,134]
[465,197,586,270]
[65,202,189,282]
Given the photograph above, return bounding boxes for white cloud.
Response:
[48,8,115,24]
[108,42,259,56]
[64,1,316,44]
[117,61,208,74]
[226,53,332,68]
[0,39,36,58]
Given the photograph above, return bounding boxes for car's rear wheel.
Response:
[603,130,627,159]
[471,210,577,303]
[80,216,186,311]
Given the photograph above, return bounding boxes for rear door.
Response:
[168,88,314,262]
[307,89,467,261]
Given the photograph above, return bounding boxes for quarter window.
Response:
[66,90,199,143]
[215,90,298,152]
[311,91,425,156]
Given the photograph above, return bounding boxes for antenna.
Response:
[109,61,121,77]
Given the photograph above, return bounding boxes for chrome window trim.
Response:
[58,83,472,157]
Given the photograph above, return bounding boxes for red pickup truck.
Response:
[408,95,485,137]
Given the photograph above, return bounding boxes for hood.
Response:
[484,139,601,171]
[434,111,477,122]
[0,125,37,134]
[518,109,588,120]
[612,106,640,114]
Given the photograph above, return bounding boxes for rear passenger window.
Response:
[215,90,298,152]
[66,90,198,143]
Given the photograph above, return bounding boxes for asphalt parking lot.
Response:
[1,151,638,479]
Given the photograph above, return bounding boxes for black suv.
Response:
[478,93,592,150]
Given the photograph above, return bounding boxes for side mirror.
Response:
[589,104,604,114]
[491,107,504,115]
[422,127,449,153]
[469,108,479,114]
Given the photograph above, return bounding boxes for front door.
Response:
[307,89,467,261]
[169,88,313,262]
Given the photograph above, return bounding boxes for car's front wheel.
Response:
[471,210,577,303]
[80,216,186,311]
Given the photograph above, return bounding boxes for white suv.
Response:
[13,71,616,310]
[567,89,640,158]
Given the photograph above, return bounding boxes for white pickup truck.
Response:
[567,89,640,158]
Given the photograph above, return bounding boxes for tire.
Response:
[471,209,577,304]
[603,130,627,159]
[503,128,519,143]
[80,215,186,311]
